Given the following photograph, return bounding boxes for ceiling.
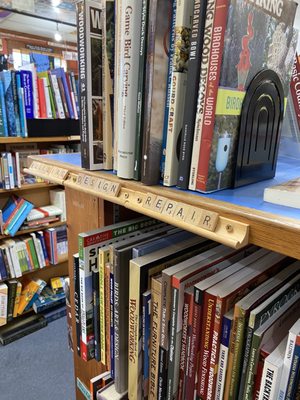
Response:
[0,9,77,43]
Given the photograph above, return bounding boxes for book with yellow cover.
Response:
[264,177,300,209]
[0,283,8,326]
[17,279,45,315]
[13,281,22,318]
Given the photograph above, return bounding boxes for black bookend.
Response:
[233,69,284,188]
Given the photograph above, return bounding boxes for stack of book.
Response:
[0,65,79,137]
[1,195,34,236]
[77,0,298,191]
[32,285,66,323]
[23,204,63,230]
[74,217,300,400]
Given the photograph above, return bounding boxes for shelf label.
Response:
[142,193,219,232]
[75,173,121,197]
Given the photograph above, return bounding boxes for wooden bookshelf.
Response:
[25,153,300,400]
[0,136,80,144]
[0,221,66,240]
[0,183,59,194]
[0,257,68,284]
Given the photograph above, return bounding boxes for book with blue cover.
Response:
[2,196,34,237]
[33,286,66,313]
[20,70,34,119]
[16,72,28,138]
[0,80,8,137]
[0,71,17,137]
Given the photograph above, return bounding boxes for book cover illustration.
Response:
[197,0,298,192]
[0,71,17,137]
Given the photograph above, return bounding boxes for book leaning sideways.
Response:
[77,0,104,170]
[264,177,300,209]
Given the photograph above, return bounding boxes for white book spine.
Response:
[258,362,282,400]
[30,233,44,268]
[215,343,229,400]
[15,152,21,188]
[0,283,8,326]
[8,242,22,278]
[188,1,215,190]
[278,331,296,400]
[42,78,53,119]
[70,91,78,120]
[7,152,15,188]
[50,74,65,119]
[163,0,194,187]
[113,0,122,172]
[117,0,142,179]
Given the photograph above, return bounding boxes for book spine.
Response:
[117,0,142,179]
[60,71,75,119]
[0,283,8,326]
[188,0,216,190]
[37,78,47,118]
[102,0,114,170]
[7,153,15,188]
[42,78,53,118]
[166,286,180,400]
[16,74,27,137]
[163,0,193,187]
[10,71,21,136]
[50,74,65,119]
[149,278,162,400]
[238,325,255,398]
[7,281,17,321]
[33,296,66,313]
[105,262,111,369]
[73,254,81,356]
[157,274,172,400]
[0,80,8,137]
[99,251,106,364]
[278,330,297,400]
[207,297,226,400]
[77,0,90,169]
[12,281,22,318]
[110,266,115,379]
[79,263,94,361]
[226,310,246,400]
[141,0,172,185]
[178,291,192,400]
[197,292,217,399]
[285,337,300,400]
[20,71,34,119]
[160,0,176,181]
[185,297,201,400]
[243,334,261,400]
[1,71,17,136]
[92,268,100,361]
[290,56,300,131]
[133,0,149,180]
[128,261,141,400]
[215,313,233,400]
[142,291,151,398]
[258,361,281,400]
[195,0,228,191]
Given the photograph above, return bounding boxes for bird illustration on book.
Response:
[236,12,254,91]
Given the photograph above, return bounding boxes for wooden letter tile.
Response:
[199,210,219,232]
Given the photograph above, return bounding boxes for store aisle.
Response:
[0,316,75,400]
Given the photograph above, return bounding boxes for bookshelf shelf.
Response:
[27,153,300,259]
[0,136,80,144]
[0,221,66,240]
[0,183,59,194]
[0,256,68,284]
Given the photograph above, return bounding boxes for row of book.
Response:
[0,224,67,282]
[0,279,67,344]
[0,65,79,137]
[74,217,300,400]
[78,0,298,192]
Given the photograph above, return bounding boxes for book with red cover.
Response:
[197,252,289,400]
[37,78,47,118]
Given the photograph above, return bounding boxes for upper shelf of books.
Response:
[26,152,300,260]
[0,136,80,144]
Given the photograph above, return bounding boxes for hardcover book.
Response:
[264,177,300,209]
[77,0,105,170]
[116,0,142,179]
[0,71,17,137]
[193,0,298,192]
[141,0,173,185]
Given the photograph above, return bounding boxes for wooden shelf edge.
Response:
[0,221,66,240]
[0,183,60,194]
[26,155,300,260]
[0,257,68,284]
[0,136,80,144]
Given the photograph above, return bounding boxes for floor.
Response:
[0,316,76,400]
